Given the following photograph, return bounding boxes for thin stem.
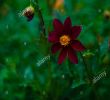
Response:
[80,52,93,84]
[46,0,52,14]
[108,37,110,52]
[33,0,46,37]
[80,52,99,100]
[68,60,74,77]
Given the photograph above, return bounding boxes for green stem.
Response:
[46,0,52,13]
[80,52,93,84]
[33,0,46,37]
[68,60,74,77]
[80,52,99,100]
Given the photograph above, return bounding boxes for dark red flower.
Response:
[23,6,34,21]
[48,17,86,64]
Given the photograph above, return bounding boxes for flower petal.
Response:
[58,47,67,64]
[71,26,82,39]
[51,43,61,54]
[68,47,78,64]
[64,17,72,30]
[53,19,63,33]
[48,31,59,43]
[71,40,86,51]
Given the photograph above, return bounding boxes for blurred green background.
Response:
[0,0,110,100]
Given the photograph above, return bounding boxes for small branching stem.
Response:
[33,0,46,37]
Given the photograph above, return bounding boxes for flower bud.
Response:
[103,10,110,19]
[83,51,95,59]
[23,6,34,21]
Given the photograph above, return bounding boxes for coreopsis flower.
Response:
[23,6,34,21]
[48,17,85,64]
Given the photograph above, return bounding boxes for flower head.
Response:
[48,17,86,64]
[23,6,34,21]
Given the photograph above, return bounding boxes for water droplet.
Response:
[24,42,27,46]
[80,91,83,95]
[43,91,46,95]
[24,67,33,79]
[23,84,27,87]
[6,25,9,29]
[98,9,102,13]
[62,75,65,79]
[36,62,41,67]
[5,91,8,95]
[39,8,41,10]
[6,58,9,62]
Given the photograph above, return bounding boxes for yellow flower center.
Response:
[60,35,70,46]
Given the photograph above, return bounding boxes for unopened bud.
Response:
[23,6,34,21]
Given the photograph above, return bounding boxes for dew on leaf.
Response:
[62,74,65,79]
[6,25,9,29]
[5,91,9,95]
[98,9,102,13]
[24,42,27,46]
